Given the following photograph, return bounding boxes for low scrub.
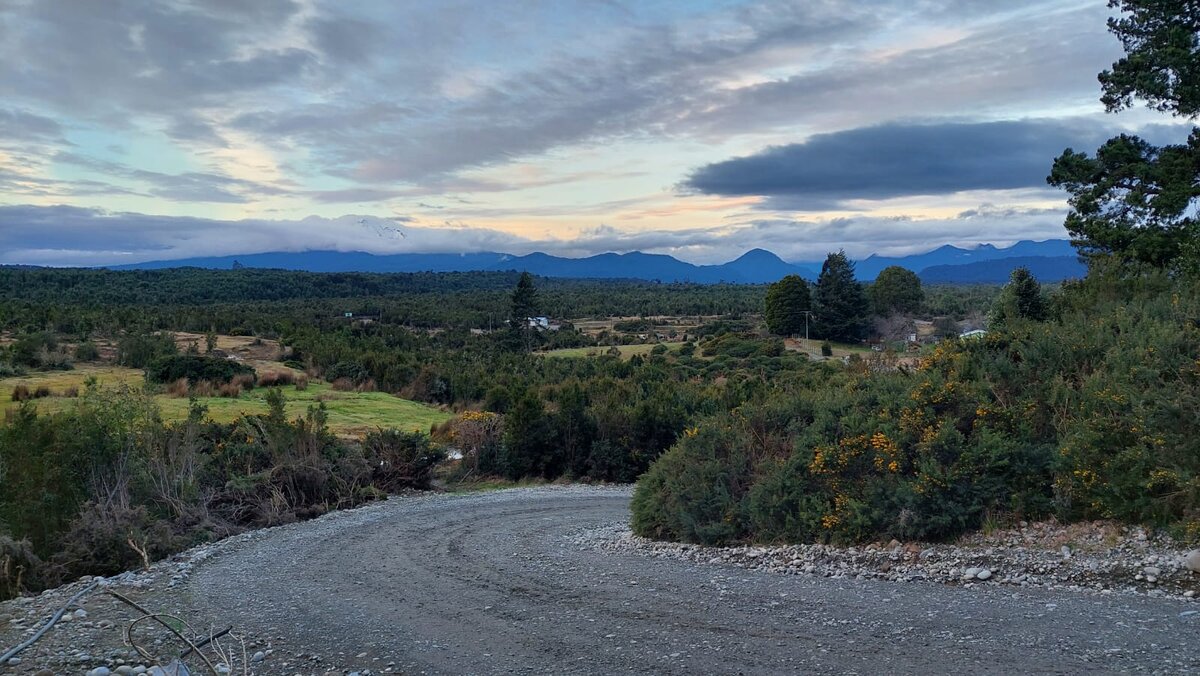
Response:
[0,386,449,600]
[145,354,255,386]
[633,271,1200,546]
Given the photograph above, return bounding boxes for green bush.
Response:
[631,421,753,545]
[145,354,255,385]
[118,331,177,368]
[74,341,100,361]
[633,271,1200,545]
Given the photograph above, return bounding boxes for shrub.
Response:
[614,318,653,332]
[145,354,255,386]
[820,341,833,357]
[118,331,177,368]
[0,536,49,602]
[55,502,179,578]
[74,341,100,362]
[631,421,752,545]
[360,429,448,491]
[325,361,369,385]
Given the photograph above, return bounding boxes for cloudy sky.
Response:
[0,0,1189,266]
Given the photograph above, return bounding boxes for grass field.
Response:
[541,342,686,359]
[1,364,450,437]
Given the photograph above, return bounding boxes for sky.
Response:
[0,0,1191,266]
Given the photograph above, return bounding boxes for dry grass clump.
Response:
[330,377,355,392]
[257,370,295,387]
[191,380,216,397]
[166,377,191,397]
[218,382,243,398]
[62,386,79,398]
[294,373,309,391]
[11,384,54,402]
[356,378,377,393]
[230,373,256,390]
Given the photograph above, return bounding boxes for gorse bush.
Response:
[633,271,1200,545]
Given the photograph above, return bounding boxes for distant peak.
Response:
[733,248,784,262]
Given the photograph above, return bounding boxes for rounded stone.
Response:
[1185,549,1200,574]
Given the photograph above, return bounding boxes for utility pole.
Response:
[801,310,815,342]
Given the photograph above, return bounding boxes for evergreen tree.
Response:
[990,267,1047,327]
[1047,0,1199,269]
[812,251,870,342]
[509,272,539,324]
[501,388,554,478]
[763,274,811,336]
[508,272,540,352]
[870,266,924,315]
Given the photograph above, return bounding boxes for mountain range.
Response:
[110,239,1085,284]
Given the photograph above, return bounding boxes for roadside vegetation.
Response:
[633,1,1200,547]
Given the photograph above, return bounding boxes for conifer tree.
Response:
[812,251,870,342]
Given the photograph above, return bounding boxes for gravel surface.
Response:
[4,485,1199,674]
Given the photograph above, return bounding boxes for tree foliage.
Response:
[1099,0,1200,117]
[812,251,870,342]
[1048,0,1199,269]
[509,272,539,324]
[763,274,811,336]
[991,267,1047,327]
[870,266,924,315]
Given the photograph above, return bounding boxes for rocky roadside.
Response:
[0,527,303,675]
[0,491,438,676]
[4,494,1199,675]
[575,520,1200,602]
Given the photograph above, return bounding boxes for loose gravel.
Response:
[2,486,1198,675]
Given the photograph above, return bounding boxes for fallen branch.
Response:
[0,579,100,663]
[180,626,232,657]
[107,590,219,675]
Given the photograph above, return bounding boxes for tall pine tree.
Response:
[813,251,870,342]
[508,272,540,352]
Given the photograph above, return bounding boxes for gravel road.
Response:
[185,486,1199,674]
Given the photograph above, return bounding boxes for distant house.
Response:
[959,329,988,339]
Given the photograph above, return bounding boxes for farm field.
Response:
[1,364,450,437]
